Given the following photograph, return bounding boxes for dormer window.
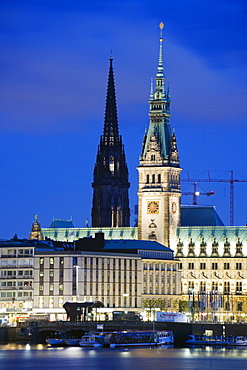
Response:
[151,155,155,161]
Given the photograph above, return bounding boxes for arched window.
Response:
[152,174,155,183]
[157,174,161,183]
[146,174,149,184]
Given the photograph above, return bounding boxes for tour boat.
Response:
[104,330,174,348]
[79,332,106,348]
[186,335,247,346]
[64,338,81,346]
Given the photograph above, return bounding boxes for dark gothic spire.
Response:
[103,56,119,146]
[91,57,130,228]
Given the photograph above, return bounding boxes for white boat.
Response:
[234,336,247,345]
[186,334,247,346]
[155,330,174,345]
[79,332,105,348]
[105,330,174,348]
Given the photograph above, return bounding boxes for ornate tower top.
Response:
[29,215,44,240]
[137,23,182,249]
[158,22,164,77]
[140,22,179,167]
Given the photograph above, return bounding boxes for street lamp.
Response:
[73,264,80,301]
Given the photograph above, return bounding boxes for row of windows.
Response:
[40,270,137,279]
[146,174,161,183]
[1,259,33,267]
[1,270,32,276]
[143,286,176,294]
[143,263,174,270]
[1,281,32,287]
[187,281,243,293]
[40,257,138,269]
[1,249,33,256]
[1,291,32,298]
[183,262,243,270]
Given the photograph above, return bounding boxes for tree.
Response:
[179,300,188,313]
[142,299,158,320]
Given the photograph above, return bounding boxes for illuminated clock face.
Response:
[147,201,159,214]
[171,201,177,214]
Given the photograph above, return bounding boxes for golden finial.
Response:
[159,22,164,30]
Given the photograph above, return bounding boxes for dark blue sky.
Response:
[0,0,247,238]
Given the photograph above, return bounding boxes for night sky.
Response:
[0,0,247,239]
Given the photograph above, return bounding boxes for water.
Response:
[0,343,247,370]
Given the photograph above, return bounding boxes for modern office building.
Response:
[0,236,55,323]
[32,234,181,320]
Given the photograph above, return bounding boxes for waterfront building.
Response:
[0,233,181,322]
[32,234,181,320]
[176,224,247,322]
[0,236,54,323]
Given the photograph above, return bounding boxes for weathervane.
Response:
[159,22,164,39]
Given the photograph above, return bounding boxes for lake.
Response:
[0,343,247,369]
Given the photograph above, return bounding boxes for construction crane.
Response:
[181,170,247,226]
[183,182,215,205]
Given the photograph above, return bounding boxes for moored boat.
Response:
[46,332,67,346]
[79,332,105,348]
[104,330,174,348]
[64,338,81,346]
[155,330,174,345]
[186,334,247,346]
[46,336,67,347]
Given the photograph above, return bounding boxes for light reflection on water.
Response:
[0,344,247,369]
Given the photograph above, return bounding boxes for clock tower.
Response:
[137,23,182,250]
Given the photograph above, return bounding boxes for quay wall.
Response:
[1,321,247,344]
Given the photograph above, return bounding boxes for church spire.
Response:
[103,57,119,146]
[92,57,130,228]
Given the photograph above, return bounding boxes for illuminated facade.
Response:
[0,237,53,323]
[137,22,181,249]
[32,237,181,320]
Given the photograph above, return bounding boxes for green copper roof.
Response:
[49,219,75,229]
[140,23,173,162]
[42,227,138,242]
[104,239,171,251]
[181,205,224,227]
